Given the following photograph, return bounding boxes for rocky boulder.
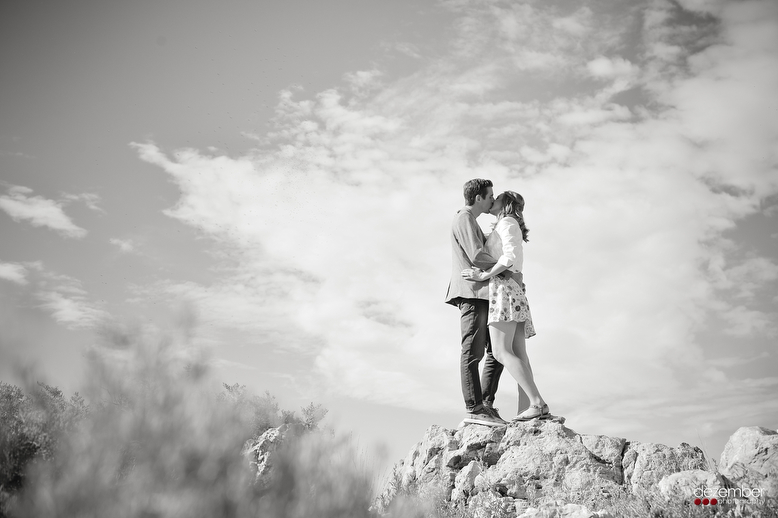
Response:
[718,426,778,499]
[621,440,707,493]
[375,417,712,517]
[242,423,304,489]
[657,469,726,499]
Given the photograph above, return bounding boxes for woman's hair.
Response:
[496,191,530,242]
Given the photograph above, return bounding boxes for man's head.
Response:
[463,179,494,213]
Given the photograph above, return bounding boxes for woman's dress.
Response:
[484,216,536,339]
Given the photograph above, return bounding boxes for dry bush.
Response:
[3,323,374,518]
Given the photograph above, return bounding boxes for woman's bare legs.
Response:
[489,321,545,415]
[514,329,532,414]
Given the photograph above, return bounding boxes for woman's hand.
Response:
[461,268,487,282]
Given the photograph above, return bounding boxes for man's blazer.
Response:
[444,208,498,305]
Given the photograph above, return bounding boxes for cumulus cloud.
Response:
[344,69,384,96]
[0,185,87,238]
[0,262,28,285]
[131,0,778,447]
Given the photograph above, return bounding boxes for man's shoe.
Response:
[463,408,506,427]
[482,405,508,424]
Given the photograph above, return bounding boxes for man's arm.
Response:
[453,216,497,270]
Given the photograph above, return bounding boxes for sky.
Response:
[1,0,777,481]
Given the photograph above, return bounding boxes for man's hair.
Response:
[463,179,493,205]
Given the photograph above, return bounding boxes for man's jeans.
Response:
[458,298,503,412]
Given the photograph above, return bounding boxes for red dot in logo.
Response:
[703,498,710,505]
[694,498,701,505]
[711,498,717,505]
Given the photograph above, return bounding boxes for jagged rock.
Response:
[657,469,725,499]
[489,417,622,496]
[468,489,516,518]
[376,419,777,517]
[578,434,626,484]
[456,423,506,451]
[518,503,615,517]
[451,460,482,501]
[243,423,303,487]
[445,424,506,471]
[397,424,458,488]
[474,466,527,499]
[621,441,706,493]
[718,426,778,499]
[372,424,459,512]
[377,417,631,515]
[720,426,778,477]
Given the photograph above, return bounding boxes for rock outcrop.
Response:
[243,422,304,489]
[243,421,778,517]
[374,420,778,517]
[718,426,778,498]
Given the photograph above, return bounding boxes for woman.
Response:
[461,191,549,421]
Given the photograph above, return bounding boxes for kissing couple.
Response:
[445,178,550,427]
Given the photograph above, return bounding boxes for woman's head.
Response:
[491,191,530,242]
[490,191,524,217]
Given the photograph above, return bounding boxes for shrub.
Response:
[0,381,88,516]
[2,324,372,518]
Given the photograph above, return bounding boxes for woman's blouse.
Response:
[484,216,523,273]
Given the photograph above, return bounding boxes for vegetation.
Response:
[0,322,774,517]
[0,324,359,518]
[0,381,89,514]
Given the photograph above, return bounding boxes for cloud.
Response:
[384,42,422,59]
[33,267,110,330]
[62,192,105,213]
[587,56,637,79]
[36,290,110,330]
[130,0,778,447]
[0,150,36,159]
[709,255,778,298]
[707,351,771,368]
[344,69,384,97]
[211,358,257,371]
[0,262,28,285]
[109,238,136,253]
[0,185,87,238]
[3,261,111,330]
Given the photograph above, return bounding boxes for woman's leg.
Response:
[514,324,532,414]
[512,324,533,375]
[510,322,545,413]
[489,321,544,409]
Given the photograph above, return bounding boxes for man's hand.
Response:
[461,268,487,282]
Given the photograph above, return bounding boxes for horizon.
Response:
[1,0,777,478]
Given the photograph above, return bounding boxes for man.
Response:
[445,178,512,427]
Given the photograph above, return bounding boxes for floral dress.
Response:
[484,217,536,339]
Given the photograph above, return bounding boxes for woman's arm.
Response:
[462,217,521,281]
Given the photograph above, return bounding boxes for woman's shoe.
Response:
[513,404,545,422]
[539,403,552,419]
